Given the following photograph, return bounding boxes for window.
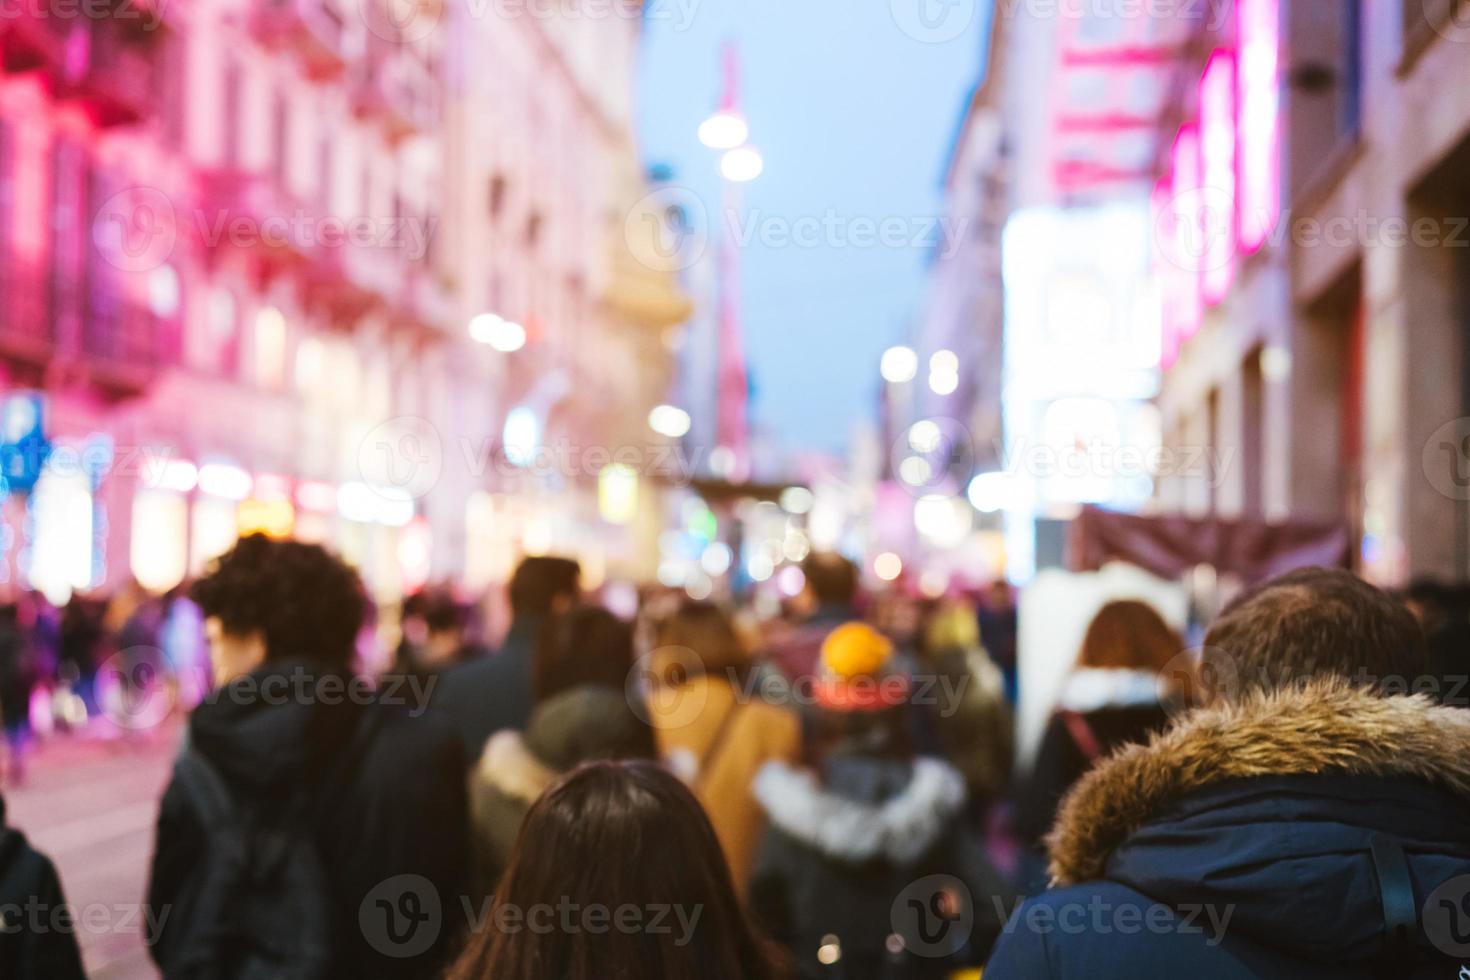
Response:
[199,287,240,376]
[253,306,288,388]
[488,174,507,220]
[223,59,242,166]
[272,90,289,186]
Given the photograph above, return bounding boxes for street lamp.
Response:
[698,110,749,150]
[719,145,764,183]
[468,313,526,352]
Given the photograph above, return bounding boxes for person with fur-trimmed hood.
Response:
[749,622,1012,978]
[985,567,1470,979]
[467,606,658,892]
[1012,599,1181,892]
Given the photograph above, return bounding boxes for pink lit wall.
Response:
[1237,0,1281,254]
[1200,50,1237,305]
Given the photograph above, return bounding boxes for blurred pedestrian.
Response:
[448,760,788,980]
[919,599,1013,814]
[986,568,1470,978]
[146,534,471,980]
[159,585,208,711]
[977,580,1018,703]
[646,600,800,892]
[432,556,580,760]
[1012,599,1178,891]
[0,790,87,979]
[767,553,860,682]
[58,597,103,721]
[388,588,482,685]
[1404,577,1470,707]
[468,605,655,890]
[749,622,1011,978]
[0,604,35,785]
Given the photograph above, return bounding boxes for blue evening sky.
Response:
[635,0,991,458]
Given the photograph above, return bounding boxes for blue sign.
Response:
[0,393,52,495]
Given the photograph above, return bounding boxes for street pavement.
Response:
[6,721,181,980]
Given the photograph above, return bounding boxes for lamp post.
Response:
[700,41,760,481]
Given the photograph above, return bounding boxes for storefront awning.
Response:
[1068,505,1351,585]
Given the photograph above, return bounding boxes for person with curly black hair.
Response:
[145,534,471,980]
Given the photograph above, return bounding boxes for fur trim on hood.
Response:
[476,730,555,805]
[1047,678,1470,885]
[753,758,966,865]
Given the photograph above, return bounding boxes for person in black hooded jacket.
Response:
[749,622,1012,978]
[985,567,1470,980]
[145,534,471,980]
[0,790,87,980]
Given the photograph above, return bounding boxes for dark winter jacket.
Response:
[0,808,86,980]
[468,685,657,892]
[1013,668,1171,856]
[985,681,1470,979]
[749,753,1012,978]
[430,616,542,761]
[146,661,471,980]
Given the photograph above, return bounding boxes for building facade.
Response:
[1153,0,1470,585]
[0,0,685,603]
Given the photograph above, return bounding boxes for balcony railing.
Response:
[0,7,76,77]
[352,49,440,143]
[305,246,389,326]
[81,292,160,396]
[194,168,316,272]
[252,0,347,79]
[0,260,54,367]
[59,18,156,128]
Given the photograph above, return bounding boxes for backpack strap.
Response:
[694,693,745,794]
[1369,833,1417,975]
[1059,710,1103,763]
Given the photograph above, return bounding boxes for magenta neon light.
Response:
[1169,125,1204,347]
[1200,49,1237,305]
[1237,0,1280,254]
[1152,176,1182,369]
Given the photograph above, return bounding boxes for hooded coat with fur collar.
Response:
[985,681,1470,979]
[749,753,1012,978]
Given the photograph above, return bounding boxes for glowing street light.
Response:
[698,110,749,150]
[720,145,764,183]
[469,313,527,352]
[880,345,919,383]
[648,404,692,439]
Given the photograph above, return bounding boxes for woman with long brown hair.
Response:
[1013,599,1182,891]
[447,760,787,980]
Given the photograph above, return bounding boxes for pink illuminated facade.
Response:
[0,0,686,604]
[1153,0,1470,583]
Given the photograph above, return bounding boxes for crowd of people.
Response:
[0,532,1468,979]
